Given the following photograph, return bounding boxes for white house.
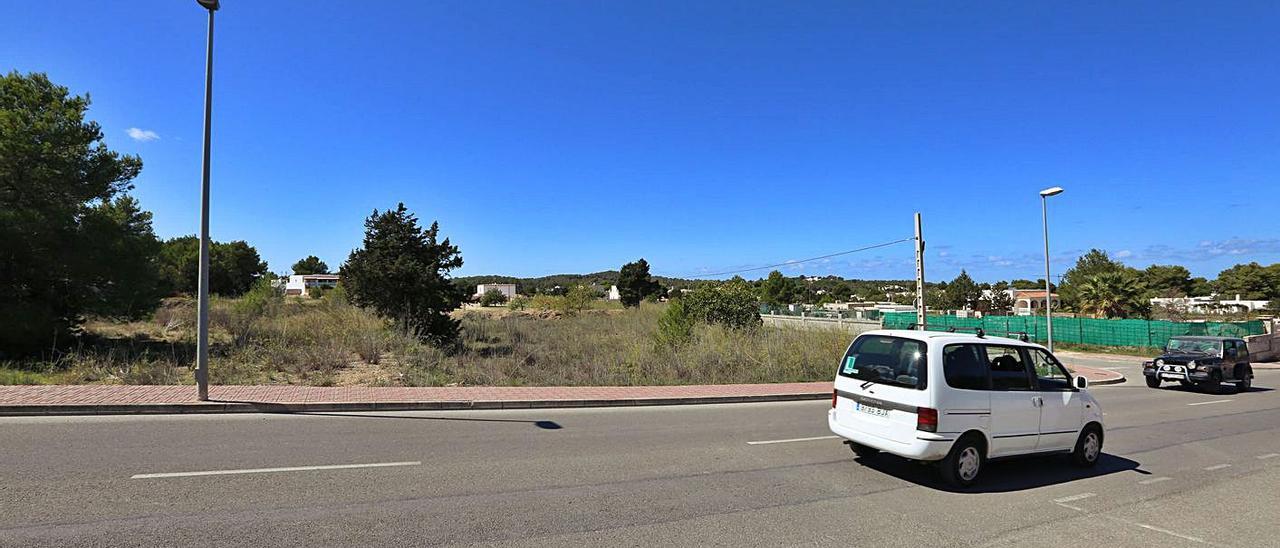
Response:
[1151,294,1271,314]
[474,283,517,301]
[1012,289,1060,316]
[284,274,340,297]
[605,285,622,301]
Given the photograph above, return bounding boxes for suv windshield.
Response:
[1166,338,1221,356]
[838,335,927,389]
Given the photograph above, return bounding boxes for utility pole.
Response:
[914,212,926,329]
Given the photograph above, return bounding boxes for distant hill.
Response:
[453,271,933,301]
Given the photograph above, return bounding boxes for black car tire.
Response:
[849,442,878,459]
[1071,424,1103,468]
[1178,380,1194,388]
[1237,376,1252,393]
[1204,371,1224,394]
[1145,375,1160,388]
[939,435,985,488]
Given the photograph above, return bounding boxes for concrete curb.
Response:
[0,392,831,417]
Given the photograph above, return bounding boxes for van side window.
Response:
[943,344,988,390]
[983,346,1031,390]
[1030,349,1072,391]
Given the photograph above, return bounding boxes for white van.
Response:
[827,329,1104,487]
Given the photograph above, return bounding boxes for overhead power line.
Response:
[682,237,915,279]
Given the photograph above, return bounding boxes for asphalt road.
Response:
[3,371,1279,547]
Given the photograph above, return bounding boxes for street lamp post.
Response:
[1039,186,1064,352]
[195,0,220,401]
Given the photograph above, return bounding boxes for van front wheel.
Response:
[1071,425,1103,467]
[939,437,984,488]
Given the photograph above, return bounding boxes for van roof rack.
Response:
[945,326,985,338]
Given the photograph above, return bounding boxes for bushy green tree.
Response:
[682,278,761,329]
[1059,249,1138,311]
[1142,265,1194,298]
[1214,262,1280,301]
[157,236,268,297]
[0,72,164,354]
[479,289,508,307]
[617,258,661,307]
[291,255,330,275]
[942,270,981,310]
[758,270,799,308]
[341,204,464,345]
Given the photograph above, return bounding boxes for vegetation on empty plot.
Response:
[0,289,847,387]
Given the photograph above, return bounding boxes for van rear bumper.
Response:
[828,409,952,461]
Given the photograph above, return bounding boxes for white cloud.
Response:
[126,127,160,142]
[1115,250,1133,258]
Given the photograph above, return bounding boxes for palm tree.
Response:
[1076,271,1147,318]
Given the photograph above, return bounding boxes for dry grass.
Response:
[2,297,850,387]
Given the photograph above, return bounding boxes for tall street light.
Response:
[195,0,220,401]
[1039,186,1064,352]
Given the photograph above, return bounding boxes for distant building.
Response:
[474,283,517,301]
[605,285,622,301]
[1013,290,1059,316]
[1151,294,1271,314]
[285,274,340,297]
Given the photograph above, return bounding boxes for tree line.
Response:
[1,72,466,355]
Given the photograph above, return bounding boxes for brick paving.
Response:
[0,365,1122,409]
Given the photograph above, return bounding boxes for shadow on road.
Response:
[852,451,1142,493]
[1154,384,1273,395]
[207,403,563,430]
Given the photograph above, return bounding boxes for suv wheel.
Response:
[939,436,984,488]
[1144,375,1160,388]
[1071,425,1103,467]
[1204,371,1224,394]
[1237,375,1252,393]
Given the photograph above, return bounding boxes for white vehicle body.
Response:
[827,329,1103,463]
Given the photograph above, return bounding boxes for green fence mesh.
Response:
[881,312,1264,349]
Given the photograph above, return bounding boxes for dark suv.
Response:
[1143,336,1254,393]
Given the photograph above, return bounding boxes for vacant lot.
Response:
[0,295,848,387]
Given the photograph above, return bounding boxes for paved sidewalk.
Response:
[0,366,1124,416]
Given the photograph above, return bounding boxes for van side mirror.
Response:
[1073,376,1088,390]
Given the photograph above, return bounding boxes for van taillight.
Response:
[832,390,838,409]
[916,407,938,433]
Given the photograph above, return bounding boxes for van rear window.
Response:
[837,335,926,390]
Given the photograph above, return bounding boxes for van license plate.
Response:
[856,402,889,417]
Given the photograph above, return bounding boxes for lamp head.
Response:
[197,0,220,11]
[1039,186,1065,197]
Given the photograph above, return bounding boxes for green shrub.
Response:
[683,279,762,329]
[654,298,695,348]
[507,295,529,311]
[480,289,509,307]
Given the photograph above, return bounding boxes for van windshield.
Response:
[837,335,927,390]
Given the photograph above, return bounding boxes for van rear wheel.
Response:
[939,436,984,488]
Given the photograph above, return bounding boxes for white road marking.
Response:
[1139,476,1172,485]
[1055,502,1084,512]
[746,435,839,445]
[1052,493,1096,503]
[1101,516,1217,545]
[1187,399,1233,406]
[1257,453,1280,460]
[1203,463,1232,471]
[131,461,422,479]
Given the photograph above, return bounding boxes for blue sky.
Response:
[4,1,1278,282]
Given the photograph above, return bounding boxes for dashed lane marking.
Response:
[1187,399,1233,406]
[746,435,839,446]
[131,461,422,479]
[1257,453,1279,460]
[1053,493,1096,504]
[1204,464,1232,471]
[1139,476,1172,485]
